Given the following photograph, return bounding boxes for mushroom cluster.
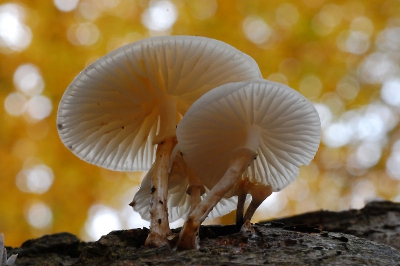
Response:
[57,35,320,250]
[57,36,262,247]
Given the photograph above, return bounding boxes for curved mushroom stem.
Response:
[243,184,272,224]
[176,147,257,250]
[235,192,246,231]
[233,179,250,230]
[185,162,206,214]
[145,137,177,248]
[187,185,205,214]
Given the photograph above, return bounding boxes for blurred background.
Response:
[1,0,400,247]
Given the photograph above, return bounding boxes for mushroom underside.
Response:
[175,80,321,250]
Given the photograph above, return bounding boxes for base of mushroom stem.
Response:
[145,231,179,248]
[239,219,255,235]
[176,218,200,251]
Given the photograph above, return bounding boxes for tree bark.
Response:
[7,201,400,265]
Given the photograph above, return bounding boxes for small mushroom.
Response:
[57,36,262,247]
[130,151,237,224]
[175,80,321,249]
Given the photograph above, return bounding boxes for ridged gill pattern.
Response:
[176,80,321,192]
[57,36,262,171]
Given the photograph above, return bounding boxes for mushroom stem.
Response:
[186,163,205,214]
[187,185,203,214]
[176,147,257,250]
[242,201,261,223]
[235,187,247,231]
[243,184,272,223]
[145,137,177,248]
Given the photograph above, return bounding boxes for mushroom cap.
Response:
[57,36,262,171]
[132,156,237,222]
[176,80,321,192]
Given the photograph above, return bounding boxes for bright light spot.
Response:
[324,102,397,148]
[76,23,100,45]
[25,202,53,229]
[275,3,299,28]
[351,180,376,209]
[16,164,54,194]
[323,122,352,147]
[354,111,384,142]
[257,191,287,217]
[312,4,342,35]
[299,75,322,100]
[320,92,344,115]
[386,140,400,180]
[190,0,217,20]
[381,79,400,107]
[0,3,32,53]
[26,95,53,120]
[141,0,177,32]
[67,22,100,46]
[103,0,121,8]
[127,210,150,229]
[4,92,27,116]
[337,30,370,54]
[314,103,332,129]
[345,31,369,54]
[353,142,382,169]
[53,0,79,12]
[78,2,102,21]
[354,102,397,141]
[336,76,359,101]
[377,27,400,52]
[242,16,271,45]
[358,52,400,84]
[85,205,122,240]
[318,4,342,27]
[350,16,374,37]
[14,64,45,97]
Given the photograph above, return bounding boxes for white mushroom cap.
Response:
[176,80,321,192]
[57,36,262,171]
[131,155,237,222]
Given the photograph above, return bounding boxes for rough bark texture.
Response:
[272,200,400,251]
[7,201,400,266]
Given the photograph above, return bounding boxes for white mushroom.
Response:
[130,151,237,223]
[57,36,262,247]
[175,80,321,249]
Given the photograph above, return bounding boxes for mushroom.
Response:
[57,36,262,247]
[175,80,321,249]
[130,151,237,225]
